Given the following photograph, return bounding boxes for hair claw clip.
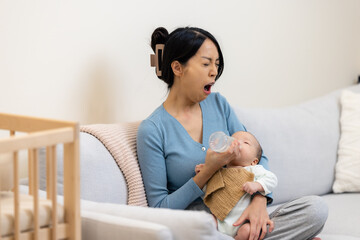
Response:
[150,44,165,77]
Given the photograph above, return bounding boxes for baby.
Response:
[195,131,278,240]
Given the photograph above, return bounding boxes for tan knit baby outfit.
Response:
[204,168,254,221]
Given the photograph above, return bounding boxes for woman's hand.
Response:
[193,140,240,189]
[233,195,274,240]
[206,140,241,172]
[195,164,205,174]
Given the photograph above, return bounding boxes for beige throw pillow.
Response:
[0,153,14,191]
[333,90,360,193]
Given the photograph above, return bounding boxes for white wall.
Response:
[1,0,360,124]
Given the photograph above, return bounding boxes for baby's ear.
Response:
[251,158,259,166]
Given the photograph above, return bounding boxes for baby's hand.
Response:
[195,164,205,174]
[242,182,263,195]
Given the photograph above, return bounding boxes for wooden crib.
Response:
[0,113,81,240]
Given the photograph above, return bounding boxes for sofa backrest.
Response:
[38,84,360,207]
[233,84,360,205]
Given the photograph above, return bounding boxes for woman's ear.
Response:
[171,61,183,77]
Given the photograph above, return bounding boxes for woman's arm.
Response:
[137,120,204,209]
[193,141,241,189]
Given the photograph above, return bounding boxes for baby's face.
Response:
[227,132,259,167]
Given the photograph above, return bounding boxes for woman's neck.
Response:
[163,87,204,144]
[164,88,199,117]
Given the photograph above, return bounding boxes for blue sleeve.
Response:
[136,119,204,209]
[220,93,273,203]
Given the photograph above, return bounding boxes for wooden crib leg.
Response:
[63,139,81,240]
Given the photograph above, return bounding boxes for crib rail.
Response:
[0,113,80,240]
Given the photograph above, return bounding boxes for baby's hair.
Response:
[256,144,263,163]
[251,133,263,162]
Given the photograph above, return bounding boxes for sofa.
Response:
[38,83,360,240]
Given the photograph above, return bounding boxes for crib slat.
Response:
[32,149,40,240]
[13,153,20,240]
[46,147,52,200]
[9,131,20,240]
[28,149,33,195]
[50,145,58,240]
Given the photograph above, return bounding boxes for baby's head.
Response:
[227,131,262,168]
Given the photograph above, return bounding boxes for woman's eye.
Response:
[203,63,209,66]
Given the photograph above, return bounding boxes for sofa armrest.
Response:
[19,187,230,240]
[81,200,232,240]
[82,210,172,240]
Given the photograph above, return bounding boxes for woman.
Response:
[137,26,327,240]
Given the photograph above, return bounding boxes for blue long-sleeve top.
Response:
[137,92,271,209]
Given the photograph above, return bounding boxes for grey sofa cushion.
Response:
[78,133,128,204]
[233,84,360,205]
[39,133,128,204]
[319,193,360,238]
[266,193,360,239]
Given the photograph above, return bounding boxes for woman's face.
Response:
[177,39,220,103]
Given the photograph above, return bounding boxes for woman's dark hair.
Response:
[151,26,224,89]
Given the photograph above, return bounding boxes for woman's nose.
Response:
[210,64,218,77]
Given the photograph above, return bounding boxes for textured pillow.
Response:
[0,153,13,191]
[332,90,360,193]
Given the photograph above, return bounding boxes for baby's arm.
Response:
[244,165,278,196]
[242,182,264,195]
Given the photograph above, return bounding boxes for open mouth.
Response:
[204,83,214,94]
